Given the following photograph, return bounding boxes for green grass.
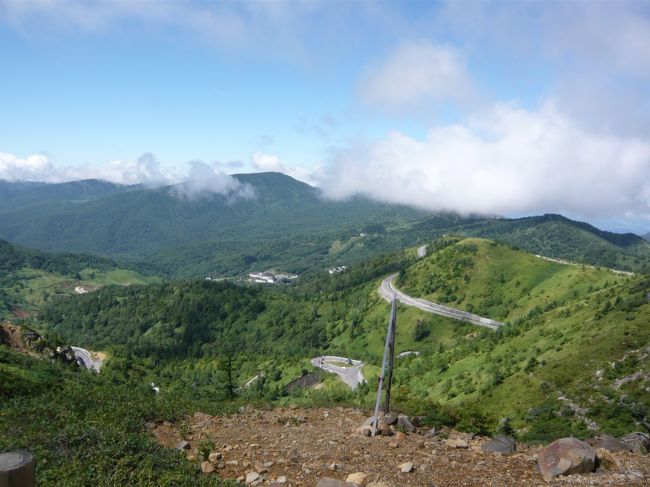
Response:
[400,237,628,321]
[2,267,160,316]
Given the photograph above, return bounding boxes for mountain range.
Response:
[0,173,648,276]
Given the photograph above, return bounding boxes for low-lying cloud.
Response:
[318,100,650,220]
[172,161,255,201]
[0,152,253,201]
[0,152,177,186]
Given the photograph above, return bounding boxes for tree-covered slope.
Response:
[455,214,650,272]
[1,176,648,277]
[0,174,427,276]
[0,239,159,318]
[34,238,650,442]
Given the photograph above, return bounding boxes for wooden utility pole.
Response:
[0,451,34,487]
[371,296,397,436]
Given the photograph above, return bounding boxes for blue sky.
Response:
[1,1,649,233]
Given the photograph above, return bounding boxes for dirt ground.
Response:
[152,406,650,486]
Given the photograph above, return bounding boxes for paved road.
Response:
[311,355,365,390]
[72,346,103,372]
[378,274,505,330]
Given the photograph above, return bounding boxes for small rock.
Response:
[379,424,394,437]
[388,441,398,448]
[399,461,414,473]
[200,461,215,474]
[397,415,416,433]
[328,462,341,471]
[367,482,392,487]
[275,476,287,483]
[537,437,596,482]
[596,448,620,471]
[346,472,368,485]
[254,461,268,473]
[362,427,372,437]
[382,415,398,426]
[446,438,469,449]
[481,435,516,454]
[208,451,222,462]
[246,471,262,485]
[175,440,191,450]
[396,432,407,441]
[216,462,225,469]
[423,428,437,438]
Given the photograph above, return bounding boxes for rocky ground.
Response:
[151,406,650,486]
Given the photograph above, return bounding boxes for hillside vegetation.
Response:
[0,176,649,277]
[0,239,159,318]
[33,238,650,440]
[399,236,628,321]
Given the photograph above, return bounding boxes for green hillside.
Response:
[0,239,159,318]
[31,238,650,440]
[1,177,649,277]
[0,174,427,277]
[455,214,650,272]
[0,342,236,486]
[399,236,628,321]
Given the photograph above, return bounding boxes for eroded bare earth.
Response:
[152,407,650,486]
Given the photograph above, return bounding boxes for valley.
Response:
[1,181,649,486]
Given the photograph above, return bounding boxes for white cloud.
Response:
[172,161,254,201]
[359,41,475,111]
[318,100,650,220]
[251,151,286,173]
[0,152,178,186]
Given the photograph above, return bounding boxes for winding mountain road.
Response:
[378,274,505,330]
[72,346,103,372]
[311,356,365,390]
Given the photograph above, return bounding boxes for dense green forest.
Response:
[0,176,648,277]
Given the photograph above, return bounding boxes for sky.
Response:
[1,0,650,234]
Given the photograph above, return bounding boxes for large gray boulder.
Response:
[537,438,596,482]
[481,435,516,454]
[619,432,650,454]
[585,433,632,453]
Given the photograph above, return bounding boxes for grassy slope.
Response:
[458,216,650,273]
[323,239,650,440]
[2,267,160,317]
[0,345,237,486]
[399,237,628,321]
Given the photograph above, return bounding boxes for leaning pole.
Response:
[371,296,397,436]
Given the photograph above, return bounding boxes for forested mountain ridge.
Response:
[0,175,649,277]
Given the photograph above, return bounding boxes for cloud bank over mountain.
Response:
[317,101,650,220]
